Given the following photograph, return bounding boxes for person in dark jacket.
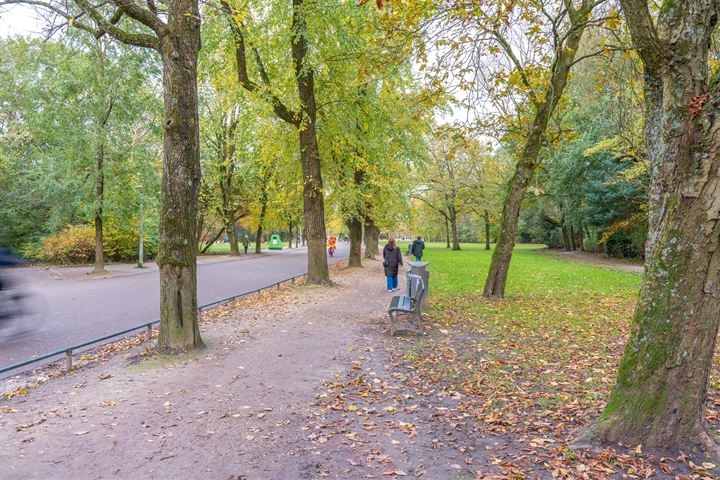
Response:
[410,236,425,262]
[383,238,403,292]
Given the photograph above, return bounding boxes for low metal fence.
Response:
[0,272,307,375]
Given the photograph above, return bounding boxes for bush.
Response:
[104,221,157,261]
[542,228,564,249]
[604,232,643,259]
[36,223,157,264]
[39,225,95,264]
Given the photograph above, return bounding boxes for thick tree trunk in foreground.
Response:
[483,6,589,299]
[347,218,362,267]
[364,219,379,259]
[589,0,720,456]
[156,2,203,352]
[484,209,491,251]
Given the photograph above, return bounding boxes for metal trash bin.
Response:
[407,261,430,310]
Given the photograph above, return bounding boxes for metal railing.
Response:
[0,272,307,375]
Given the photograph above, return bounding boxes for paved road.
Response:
[0,246,348,376]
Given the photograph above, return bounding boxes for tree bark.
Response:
[93,144,105,273]
[445,217,451,249]
[288,222,293,248]
[224,214,239,255]
[92,41,111,274]
[589,0,720,456]
[482,5,590,299]
[449,205,460,250]
[363,218,379,259]
[137,196,144,268]
[484,209,491,251]
[561,224,571,251]
[255,194,267,254]
[292,0,329,284]
[220,0,328,283]
[298,125,329,282]
[347,218,362,267]
[156,1,203,352]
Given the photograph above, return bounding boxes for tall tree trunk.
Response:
[590,0,720,457]
[561,224,571,251]
[293,0,329,283]
[482,10,589,299]
[449,206,460,250]
[93,143,105,273]
[483,209,491,251]
[347,218,362,267]
[255,192,267,254]
[92,40,111,274]
[156,2,203,353]
[137,196,144,268]
[298,126,328,281]
[221,0,328,283]
[288,222,293,248]
[569,224,577,251]
[225,214,239,255]
[218,109,240,256]
[445,217,451,249]
[364,218,379,259]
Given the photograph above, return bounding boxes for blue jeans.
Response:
[415,256,421,262]
[386,275,398,290]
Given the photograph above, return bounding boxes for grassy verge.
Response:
[394,242,718,476]
[202,243,269,254]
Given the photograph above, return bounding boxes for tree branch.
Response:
[73,0,159,49]
[617,0,664,74]
[220,0,299,126]
[109,0,165,35]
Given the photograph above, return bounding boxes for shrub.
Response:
[34,222,158,264]
[604,232,643,259]
[39,225,95,264]
[104,221,157,261]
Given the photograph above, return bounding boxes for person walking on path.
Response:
[383,238,403,292]
[410,236,425,262]
[242,235,250,254]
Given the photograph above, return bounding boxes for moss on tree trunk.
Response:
[155,3,203,353]
[589,0,720,456]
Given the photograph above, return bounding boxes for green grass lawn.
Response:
[202,242,268,254]
[398,241,641,299]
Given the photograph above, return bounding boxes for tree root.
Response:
[697,427,720,460]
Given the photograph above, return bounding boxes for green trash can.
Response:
[268,233,283,250]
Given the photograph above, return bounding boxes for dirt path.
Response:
[0,261,390,480]
[537,249,643,274]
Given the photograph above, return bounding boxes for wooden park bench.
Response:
[388,274,425,335]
